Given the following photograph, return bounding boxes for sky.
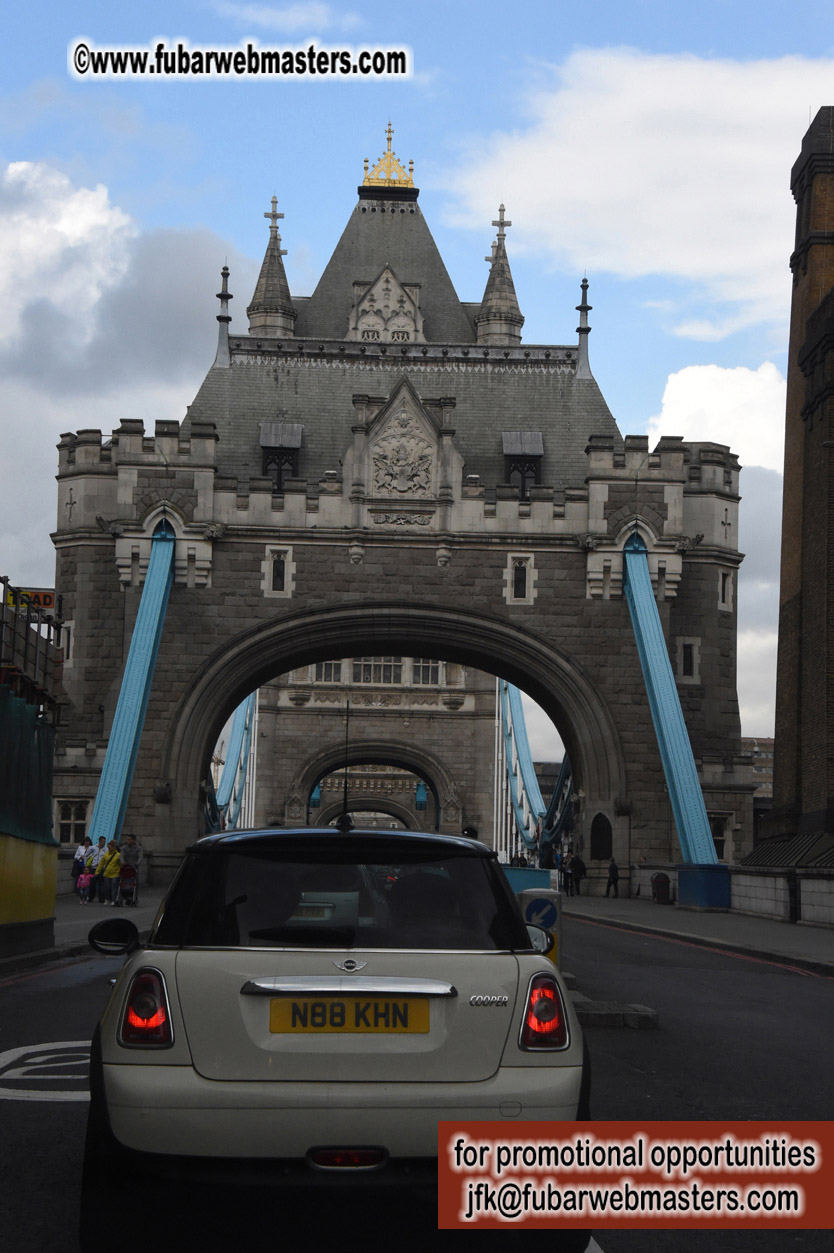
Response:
[2,0,832,756]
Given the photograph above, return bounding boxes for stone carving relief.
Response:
[346,267,424,343]
[372,407,433,497]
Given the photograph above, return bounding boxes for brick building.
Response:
[772,107,834,846]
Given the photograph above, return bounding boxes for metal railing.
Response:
[0,576,63,711]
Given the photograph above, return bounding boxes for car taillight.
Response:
[119,970,173,1047]
[519,973,568,1050]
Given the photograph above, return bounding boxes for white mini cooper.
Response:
[82,829,590,1250]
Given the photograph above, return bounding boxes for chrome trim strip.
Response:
[241,976,457,997]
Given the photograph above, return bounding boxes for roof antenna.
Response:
[335,699,354,832]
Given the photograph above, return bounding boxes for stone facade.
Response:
[255,662,496,835]
[51,137,754,876]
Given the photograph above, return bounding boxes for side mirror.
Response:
[526,924,556,956]
[88,917,140,956]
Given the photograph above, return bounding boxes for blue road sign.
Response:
[524,897,558,929]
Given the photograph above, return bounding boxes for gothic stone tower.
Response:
[772,107,834,839]
[52,129,753,880]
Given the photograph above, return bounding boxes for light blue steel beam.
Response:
[500,680,546,849]
[216,694,254,809]
[623,532,717,864]
[88,524,175,846]
[224,693,256,829]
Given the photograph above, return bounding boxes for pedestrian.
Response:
[87,836,107,877]
[120,834,143,905]
[76,869,94,903]
[95,840,121,904]
[562,852,574,897]
[73,837,92,890]
[605,858,619,898]
[572,854,586,896]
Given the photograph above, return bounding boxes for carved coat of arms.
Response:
[372,411,433,496]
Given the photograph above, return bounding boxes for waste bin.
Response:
[651,872,671,904]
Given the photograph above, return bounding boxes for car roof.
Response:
[191,827,495,858]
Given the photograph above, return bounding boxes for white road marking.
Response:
[0,1040,91,1101]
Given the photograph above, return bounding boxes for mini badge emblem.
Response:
[332,959,368,973]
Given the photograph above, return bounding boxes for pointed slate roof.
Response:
[247,197,296,334]
[293,190,475,343]
[476,236,524,333]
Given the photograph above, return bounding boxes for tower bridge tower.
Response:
[52,129,753,883]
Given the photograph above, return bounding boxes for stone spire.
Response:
[575,277,592,379]
[475,205,524,345]
[247,195,297,336]
[213,264,233,367]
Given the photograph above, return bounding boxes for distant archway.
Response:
[160,601,626,852]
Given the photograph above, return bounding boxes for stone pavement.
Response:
[561,891,834,978]
[0,885,169,976]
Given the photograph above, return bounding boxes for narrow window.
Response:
[272,555,286,593]
[513,561,527,600]
[682,643,694,678]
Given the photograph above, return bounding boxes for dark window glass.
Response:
[315,661,342,683]
[352,656,403,684]
[505,457,540,500]
[272,556,285,592]
[263,449,296,492]
[590,813,612,861]
[153,838,529,952]
[682,643,694,677]
[513,561,527,599]
[412,658,439,685]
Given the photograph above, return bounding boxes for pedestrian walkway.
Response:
[0,885,168,976]
[562,891,834,976]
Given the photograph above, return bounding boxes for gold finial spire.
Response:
[363,123,414,188]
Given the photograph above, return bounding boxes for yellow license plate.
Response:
[292,904,328,919]
[269,997,430,1034]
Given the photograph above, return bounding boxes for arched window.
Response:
[590,812,612,861]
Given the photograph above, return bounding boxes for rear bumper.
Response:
[103,1060,585,1158]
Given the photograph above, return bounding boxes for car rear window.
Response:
[152,838,529,951]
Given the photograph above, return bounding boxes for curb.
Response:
[564,910,834,979]
[570,992,659,1030]
[0,928,154,980]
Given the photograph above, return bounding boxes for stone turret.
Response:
[475,204,524,346]
[247,196,297,336]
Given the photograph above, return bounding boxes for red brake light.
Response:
[520,974,568,1050]
[119,970,173,1047]
[309,1148,386,1170]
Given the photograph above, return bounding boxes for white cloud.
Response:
[447,48,834,339]
[0,163,259,587]
[736,629,778,736]
[0,162,135,348]
[211,2,361,33]
[646,361,786,473]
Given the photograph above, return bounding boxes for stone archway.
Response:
[316,795,417,830]
[292,738,459,832]
[158,600,626,856]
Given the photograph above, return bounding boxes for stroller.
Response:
[116,864,138,907]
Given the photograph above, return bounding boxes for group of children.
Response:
[72,834,142,905]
